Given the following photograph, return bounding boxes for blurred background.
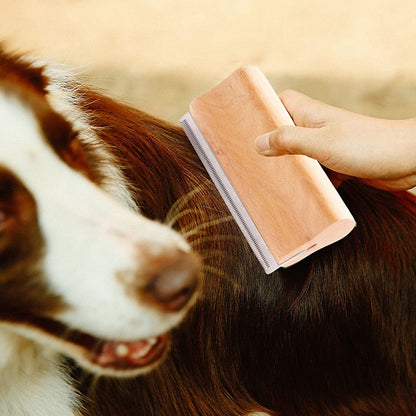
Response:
[1,0,416,123]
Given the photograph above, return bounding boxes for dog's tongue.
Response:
[92,336,165,369]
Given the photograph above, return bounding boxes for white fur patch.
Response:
[0,327,81,416]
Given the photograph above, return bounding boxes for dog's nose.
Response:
[144,251,200,312]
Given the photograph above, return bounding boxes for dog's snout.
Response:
[144,251,200,312]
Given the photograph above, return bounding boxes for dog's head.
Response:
[0,48,200,377]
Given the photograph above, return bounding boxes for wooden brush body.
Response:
[186,66,355,270]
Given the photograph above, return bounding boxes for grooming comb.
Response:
[180,66,356,274]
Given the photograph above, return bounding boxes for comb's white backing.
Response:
[180,112,307,274]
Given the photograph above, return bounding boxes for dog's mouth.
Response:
[81,333,169,371]
[12,316,170,375]
[60,325,170,375]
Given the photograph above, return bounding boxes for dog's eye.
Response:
[61,136,94,179]
[64,136,86,166]
[42,111,93,180]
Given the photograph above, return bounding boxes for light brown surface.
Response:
[1,0,416,123]
[190,67,355,266]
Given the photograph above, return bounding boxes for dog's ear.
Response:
[0,45,48,94]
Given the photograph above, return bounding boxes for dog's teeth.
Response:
[131,349,149,360]
[112,338,159,361]
[115,343,129,357]
[132,342,154,360]
[148,337,157,346]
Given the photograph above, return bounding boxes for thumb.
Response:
[255,125,326,159]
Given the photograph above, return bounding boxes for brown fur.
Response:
[2,46,416,415]
[68,86,416,415]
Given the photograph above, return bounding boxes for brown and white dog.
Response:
[0,47,201,415]
[1,46,416,416]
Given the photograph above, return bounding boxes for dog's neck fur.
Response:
[0,327,81,416]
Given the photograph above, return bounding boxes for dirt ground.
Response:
[1,0,416,123]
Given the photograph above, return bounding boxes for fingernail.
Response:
[255,133,271,154]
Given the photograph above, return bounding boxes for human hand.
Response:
[255,90,416,191]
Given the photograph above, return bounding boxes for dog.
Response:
[0,47,201,415]
[1,46,416,416]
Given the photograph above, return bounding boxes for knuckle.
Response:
[270,126,294,153]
